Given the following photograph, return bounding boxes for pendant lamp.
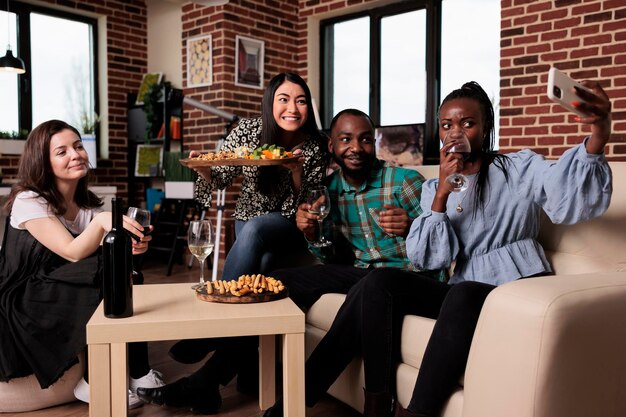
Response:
[1,0,25,74]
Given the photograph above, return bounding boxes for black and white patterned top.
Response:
[195,117,329,221]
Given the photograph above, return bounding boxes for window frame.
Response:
[1,0,99,137]
[320,0,442,164]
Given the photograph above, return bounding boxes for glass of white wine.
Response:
[306,185,332,247]
[187,220,214,289]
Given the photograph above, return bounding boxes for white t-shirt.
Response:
[10,191,103,235]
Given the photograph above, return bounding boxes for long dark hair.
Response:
[260,72,320,147]
[440,81,509,210]
[258,72,324,195]
[5,119,103,215]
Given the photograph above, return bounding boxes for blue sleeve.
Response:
[405,180,460,271]
[513,140,612,224]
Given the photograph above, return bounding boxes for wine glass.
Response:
[127,207,151,282]
[306,186,332,247]
[187,220,214,289]
[127,207,151,237]
[443,131,472,192]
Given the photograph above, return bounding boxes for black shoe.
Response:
[136,377,222,415]
[263,400,283,417]
[168,339,220,364]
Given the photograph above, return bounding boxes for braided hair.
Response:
[440,81,509,211]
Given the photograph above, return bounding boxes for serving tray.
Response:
[180,156,300,168]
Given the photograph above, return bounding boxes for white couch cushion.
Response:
[400,315,435,369]
[306,293,346,331]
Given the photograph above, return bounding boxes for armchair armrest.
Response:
[463,272,626,417]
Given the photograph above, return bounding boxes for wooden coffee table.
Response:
[86,283,305,417]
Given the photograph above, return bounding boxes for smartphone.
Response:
[547,67,593,117]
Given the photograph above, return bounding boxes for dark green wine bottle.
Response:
[103,198,133,318]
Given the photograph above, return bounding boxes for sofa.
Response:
[305,162,626,417]
[2,163,624,415]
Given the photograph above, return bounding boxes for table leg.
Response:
[259,334,276,409]
[88,344,111,417]
[282,333,305,417]
[110,343,129,417]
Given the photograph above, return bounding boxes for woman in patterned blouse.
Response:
[138,73,329,414]
[193,72,329,281]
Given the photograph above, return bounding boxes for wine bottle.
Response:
[103,198,133,318]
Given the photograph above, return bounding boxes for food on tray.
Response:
[246,144,293,160]
[190,145,293,162]
[192,150,239,161]
[203,274,286,297]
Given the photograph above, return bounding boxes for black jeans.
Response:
[362,268,495,416]
[272,263,371,311]
[302,268,449,405]
[303,267,495,416]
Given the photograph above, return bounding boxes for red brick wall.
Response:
[294,0,626,160]
[500,0,625,160]
[1,0,148,197]
[181,0,300,153]
[181,0,300,265]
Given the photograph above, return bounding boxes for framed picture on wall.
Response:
[187,34,213,88]
[135,144,164,177]
[235,35,264,89]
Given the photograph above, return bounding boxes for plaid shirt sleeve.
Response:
[395,168,425,219]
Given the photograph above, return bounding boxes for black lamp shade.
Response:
[0,48,26,74]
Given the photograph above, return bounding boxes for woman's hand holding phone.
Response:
[547,68,611,154]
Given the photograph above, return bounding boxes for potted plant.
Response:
[78,111,99,168]
[143,80,172,142]
[79,110,99,136]
[0,129,29,155]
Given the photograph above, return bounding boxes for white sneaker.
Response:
[74,377,143,409]
[129,369,165,393]
[73,378,89,403]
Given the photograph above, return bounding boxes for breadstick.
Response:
[252,274,259,289]
[230,285,241,296]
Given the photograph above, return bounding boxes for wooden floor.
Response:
[5,256,360,417]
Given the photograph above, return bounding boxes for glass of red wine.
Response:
[443,131,472,192]
[127,207,151,238]
[126,207,151,280]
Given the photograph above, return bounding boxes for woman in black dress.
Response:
[0,120,160,407]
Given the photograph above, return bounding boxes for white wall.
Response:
[146,0,183,88]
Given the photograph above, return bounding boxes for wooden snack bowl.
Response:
[195,284,289,304]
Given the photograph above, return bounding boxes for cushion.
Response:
[0,359,83,412]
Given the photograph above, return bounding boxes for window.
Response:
[321,0,500,161]
[0,1,98,137]
[441,0,501,147]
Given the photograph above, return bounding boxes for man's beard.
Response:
[333,153,375,181]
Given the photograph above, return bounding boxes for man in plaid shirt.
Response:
[272,108,442,310]
[262,109,442,417]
